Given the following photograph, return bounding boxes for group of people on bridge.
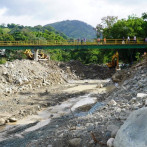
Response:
[122,36,147,44]
[70,37,147,45]
[77,38,87,44]
[122,36,137,44]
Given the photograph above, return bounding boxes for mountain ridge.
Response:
[45,20,97,39]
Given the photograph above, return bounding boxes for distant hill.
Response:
[45,20,97,39]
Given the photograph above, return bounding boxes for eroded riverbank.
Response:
[0,79,115,147]
[0,59,146,147]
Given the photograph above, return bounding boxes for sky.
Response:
[0,0,146,27]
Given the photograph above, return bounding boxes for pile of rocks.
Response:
[0,60,78,96]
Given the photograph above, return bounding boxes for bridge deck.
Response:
[0,39,147,50]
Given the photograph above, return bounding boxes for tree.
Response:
[142,12,147,37]
[96,16,118,38]
[142,12,147,20]
[101,16,118,28]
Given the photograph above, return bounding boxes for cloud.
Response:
[105,0,146,5]
[0,0,146,27]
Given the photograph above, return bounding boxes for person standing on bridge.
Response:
[97,38,100,44]
[77,38,80,44]
[81,39,83,45]
[127,36,130,43]
[133,36,137,43]
[122,37,125,44]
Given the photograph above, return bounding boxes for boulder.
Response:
[107,138,115,147]
[68,138,82,147]
[108,99,117,106]
[71,97,97,111]
[112,72,123,82]
[137,93,147,98]
[9,117,17,122]
[0,118,6,126]
[114,107,147,147]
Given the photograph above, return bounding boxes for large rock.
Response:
[114,107,147,147]
[68,138,82,147]
[71,97,97,111]
[0,118,6,126]
[112,72,123,82]
[9,117,17,122]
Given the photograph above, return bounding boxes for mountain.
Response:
[45,20,97,39]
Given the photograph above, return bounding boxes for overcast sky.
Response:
[0,0,146,27]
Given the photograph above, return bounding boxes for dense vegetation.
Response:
[0,24,67,41]
[0,24,67,62]
[0,13,147,64]
[96,13,147,39]
[46,20,97,39]
[95,13,147,63]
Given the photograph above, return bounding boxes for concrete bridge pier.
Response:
[34,49,38,61]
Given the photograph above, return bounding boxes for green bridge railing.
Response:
[0,39,147,50]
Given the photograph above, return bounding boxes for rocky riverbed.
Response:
[0,58,146,147]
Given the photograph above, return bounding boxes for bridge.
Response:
[0,39,146,60]
[0,39,147,50]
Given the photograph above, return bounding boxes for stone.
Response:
[145,99,147,106]
[107,138,114,147]
[112,72,123,82]
[68,138,82,147]
[100,84,103,88]
[114,107,147,147]
[108,99,117,106]
[5,88,12,93]
[86,123,94,132]
[22,77,28,82]
[137,93,147,98]
[97,84,104,88]
[71,97,97,111]
[89,140,94,144]
[115,107,121,113]
[107,125,119,137]
[9,117,17,122]
[105,131,111,138]
[0,118,6,126]
[16,78,23,85]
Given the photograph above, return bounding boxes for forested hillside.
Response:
[46,20,97,39]
[0,24,67,42]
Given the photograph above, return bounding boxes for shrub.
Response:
[0,57,7,64]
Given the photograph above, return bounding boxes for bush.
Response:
[135,52,141,61]
[0,57,7,64]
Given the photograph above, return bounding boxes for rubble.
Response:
[0,58,146,147]
[32,58,146,147]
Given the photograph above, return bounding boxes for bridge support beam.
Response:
[34,49,38,61]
